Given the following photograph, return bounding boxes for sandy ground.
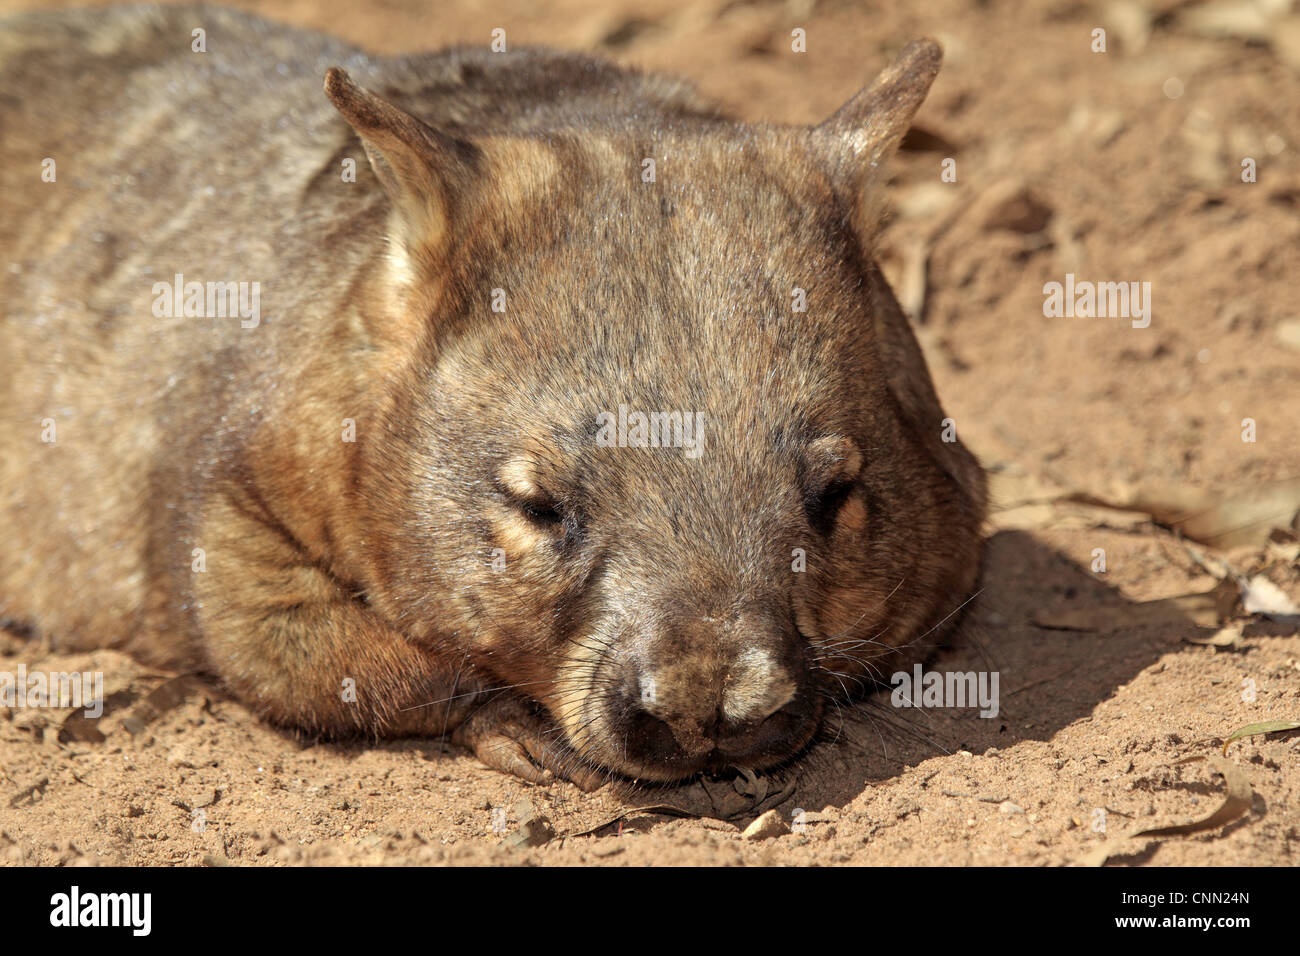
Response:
[2,0,1299,866]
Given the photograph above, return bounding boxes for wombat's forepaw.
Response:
[452,696,605,791]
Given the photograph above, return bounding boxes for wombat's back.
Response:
[0,3,715,652]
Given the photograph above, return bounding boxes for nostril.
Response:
[626,706,680,756]
[713,699,808,753]
[624,677,720,759]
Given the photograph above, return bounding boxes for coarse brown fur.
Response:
[0,4,986,785]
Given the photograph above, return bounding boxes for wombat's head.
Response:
[327,42,985,782]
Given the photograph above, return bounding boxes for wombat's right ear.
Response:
[324,68,477,273]
[815,43,987,517]
[813,39,942,242]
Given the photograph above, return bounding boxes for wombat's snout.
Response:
[603,623,819,777]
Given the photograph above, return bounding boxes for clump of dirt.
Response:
[2,0,1298,865]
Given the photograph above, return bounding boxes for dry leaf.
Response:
[559,804,698,839]
[1078,838,1157,868]
[503,815,555,848]
[986,467,1063,510]
[1072,479,1300,549]
[897,236,929,322]
[895,182,957,221]
[8,777,49,809]
[1179,539,1233,580]
[1184,623,1243,648]
[1266,538,1300,565]
[732,765,768,805]
[750,775,799,816]
[57,711,106,745]
[1133,756,1252,838]
[55,686,139,745]
[992,502,1150,533]
[982,187,1053,233]
[1033,580,1235,631]
[1222,719,1300,755]
[1177,0,1280,42]
[119,675,205,736]
[1240,575,1299,619]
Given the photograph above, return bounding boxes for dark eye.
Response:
[520,497,563,527]
[805,479,854,534]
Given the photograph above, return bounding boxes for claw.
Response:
[452,696,606,791]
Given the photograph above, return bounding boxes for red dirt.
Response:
[2,0,1298,866]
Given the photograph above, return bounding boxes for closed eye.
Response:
[496,458,568,533]
[520,497,563,527]
[805,479,854,534]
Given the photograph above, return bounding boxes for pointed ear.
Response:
[815,43,985,517]
[323,68,478,273]
[813,39,942,240]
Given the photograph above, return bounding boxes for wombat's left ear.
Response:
[813,39,941,239]
[324,68,477,271]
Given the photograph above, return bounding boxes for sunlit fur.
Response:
[0,6,984,784]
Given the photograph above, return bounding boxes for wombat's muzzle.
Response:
[622,696,818,775]
[605,646,820,776]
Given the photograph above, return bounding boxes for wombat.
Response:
[0,4,985,786]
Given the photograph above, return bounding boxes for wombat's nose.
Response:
[618,652,807,768]
[636,666,790,727]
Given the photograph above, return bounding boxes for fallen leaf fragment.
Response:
[1133,756,1251,838]
[58,711,107,744]
[560,804,700,840]
[1240,575,1299,619]
[120,675,205,736]
[503,815,555,848]
[1184,623,1243,648]
[1222,719,1300,755]
[1033,580,1234,631]
[1064,479,1300,549]
[982,187,1053,233]
[8,777,49,809]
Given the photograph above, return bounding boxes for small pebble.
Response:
[742,809,790,841]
